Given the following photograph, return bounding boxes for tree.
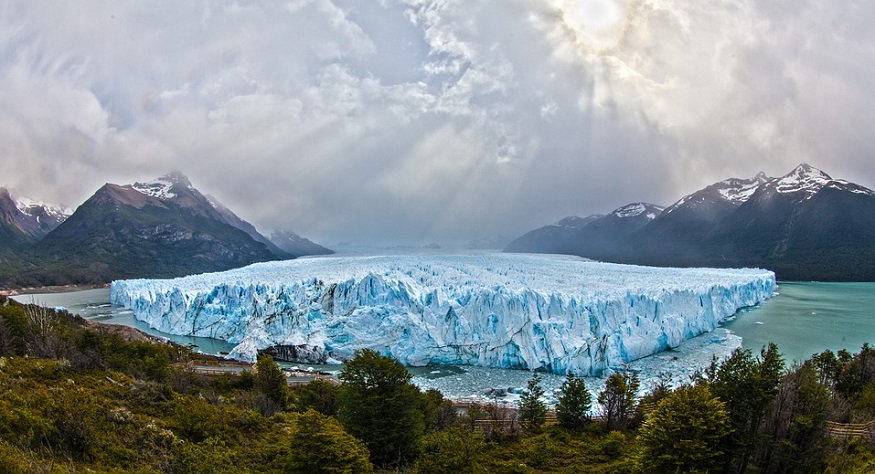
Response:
[518,373,547,433]
[555,373,591,431]
[755,363,830,474]
[282,409,373,474]
[710,344,784,473]
[337,349,424,468]
[598,371,639,431]
[416,428,486,474]
[638,384,732,473]
[419,388,458,432]
[254,354,290,415]
[832,344,875,398]
[296,379,340,417]
[809,349,840,388]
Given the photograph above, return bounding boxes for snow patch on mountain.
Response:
[132,172,194,200]
[611,203,663,219]
[133,177,177,200]
[14,197,72,222]
[663,195,692,214]
[111,254,775,376]
[774,164,832,196]
[715,172,771,205]
[829,180,875,197]
[664,173,771,216]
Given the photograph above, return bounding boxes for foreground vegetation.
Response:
[1,296,874,473]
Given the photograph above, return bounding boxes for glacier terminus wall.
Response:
[110,254,776,376]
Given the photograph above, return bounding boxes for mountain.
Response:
[695,164,875,280]
[505,164,875,281]
[0,188,71,257]
[503,214,603,254]
[621,173,772,265]
[564,203,664,259]
[5,172,286,287]
[269,230,334,257]
[205,195,295,258]
[0,189,31,255]
[1,188,70,241]
[504,202,663,257]
[10,193,71,238]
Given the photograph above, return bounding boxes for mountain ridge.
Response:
[0,172,332,288]
[269,229,334,257]
[505,164,875,281]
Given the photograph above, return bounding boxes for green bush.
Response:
[417,428,485,473]
[0,439,35,474]
[295,378,341,416]
[281,410,373,474]
[638,384,732,473]
[337,349,425,468]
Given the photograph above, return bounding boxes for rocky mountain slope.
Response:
[504,202,664,259]
[0,188,71,263]
[269,229,334,257]
[503,214,603,254]
[506,164,875,281]
[1,173,298,287]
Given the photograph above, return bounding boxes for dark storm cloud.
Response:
[0,0,873,245]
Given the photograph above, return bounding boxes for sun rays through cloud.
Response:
[0,0,873,245]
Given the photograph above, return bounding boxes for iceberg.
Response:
[110,254,775,376]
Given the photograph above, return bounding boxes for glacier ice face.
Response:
[110,254,775,376]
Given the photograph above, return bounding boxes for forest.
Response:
[0,295,873,473]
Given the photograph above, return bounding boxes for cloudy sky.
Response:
[1,1,873,246]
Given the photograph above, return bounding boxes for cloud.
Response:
[0,0,874,245]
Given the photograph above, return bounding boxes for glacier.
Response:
[110,254,775,376]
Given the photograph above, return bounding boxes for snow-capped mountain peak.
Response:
[133,177,175,199]
[714,172,772,205]
[132,171,193,200]
[663,172,772,216]
[14,196,72,222]
[610,202,664,219]
[774,163,832,196]
[0,190,72,238]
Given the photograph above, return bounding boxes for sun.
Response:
[552,0,630,51]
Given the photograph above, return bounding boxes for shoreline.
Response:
[0,283,109,297]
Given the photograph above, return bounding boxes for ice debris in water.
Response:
[110,254,775,376]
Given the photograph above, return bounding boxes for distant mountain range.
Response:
[505,164,875,281]
[0,189,71,257]
[269,229,334,257]
[0,172,332,289]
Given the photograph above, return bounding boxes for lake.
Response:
[12,280,875,401]
[11,288,237,356]
[722,281,875,364]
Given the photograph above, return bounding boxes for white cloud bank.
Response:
[1,0,873,245]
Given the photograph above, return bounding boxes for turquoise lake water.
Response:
[723,281,875,364]
[11,288,237,356]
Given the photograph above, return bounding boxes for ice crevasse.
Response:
[110,254,776,376]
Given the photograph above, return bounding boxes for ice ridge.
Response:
[110,254,775,376]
